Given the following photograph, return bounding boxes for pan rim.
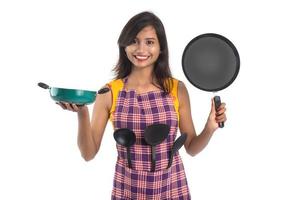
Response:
[182,33,240,92]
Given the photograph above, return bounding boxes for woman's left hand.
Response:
[206,98,227,132]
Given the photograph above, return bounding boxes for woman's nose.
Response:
[136,42,147,52]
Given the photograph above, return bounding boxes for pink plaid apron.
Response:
[109,78,191,200]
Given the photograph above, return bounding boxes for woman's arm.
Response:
[58,87,112,161]
[177,81,226,157]
[88,88,112,160]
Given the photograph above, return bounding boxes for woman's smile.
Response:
[125,25,160,69]
[133,54,150,61]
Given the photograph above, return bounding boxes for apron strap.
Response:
[107,79,124,121]
[170,78,179,122]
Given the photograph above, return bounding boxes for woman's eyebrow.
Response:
[145,37,157,40]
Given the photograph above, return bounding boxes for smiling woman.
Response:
[124,26,161,70]
[115,11,172,94]
[55,11,226,200]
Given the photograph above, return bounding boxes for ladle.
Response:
[144,124,170,172]
[113,128,136,168]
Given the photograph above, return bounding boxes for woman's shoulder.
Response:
[177,80,186,91]
[173,78,189,104]
[168,77,184,84]
[107,78,124,88]
[168,77,186,92]
[168,77,189,102]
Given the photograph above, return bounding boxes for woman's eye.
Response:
[146,40,154,45]
[130,39,138,45]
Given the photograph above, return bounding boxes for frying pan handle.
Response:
[213,96,224,128]
[38,82,50,89]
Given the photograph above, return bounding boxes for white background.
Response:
[1,0,300,199]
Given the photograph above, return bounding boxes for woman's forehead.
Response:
[136,26,158,39]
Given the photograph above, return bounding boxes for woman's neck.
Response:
[128,66,155,86]
[126,66,160,92]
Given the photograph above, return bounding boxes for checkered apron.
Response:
[110,78,191,200]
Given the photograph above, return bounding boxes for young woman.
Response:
[58,11,226,200]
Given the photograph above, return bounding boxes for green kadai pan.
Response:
[38,82,110,105]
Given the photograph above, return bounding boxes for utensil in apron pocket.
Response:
[144,124,170,172]
[113,128,136,169]
[167,133,187,169]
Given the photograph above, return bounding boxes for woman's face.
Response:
[125,26,160,70]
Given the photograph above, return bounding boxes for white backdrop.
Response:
[1,0,300,199]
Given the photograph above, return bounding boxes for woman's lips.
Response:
[134,55,149,61]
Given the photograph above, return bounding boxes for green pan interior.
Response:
[50,87,96,105]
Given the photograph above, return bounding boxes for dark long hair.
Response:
[114,11,173,93]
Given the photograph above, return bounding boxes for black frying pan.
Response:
[182,33,240,128]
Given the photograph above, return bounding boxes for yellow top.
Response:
[107,78,180,122]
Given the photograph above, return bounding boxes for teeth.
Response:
[135,55,148,60]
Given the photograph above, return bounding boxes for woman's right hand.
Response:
[56,102,87,112]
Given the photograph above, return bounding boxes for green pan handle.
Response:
[98,87,110,94]
[38,82,50,89]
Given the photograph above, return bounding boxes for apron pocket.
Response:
[124,166,172,200]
